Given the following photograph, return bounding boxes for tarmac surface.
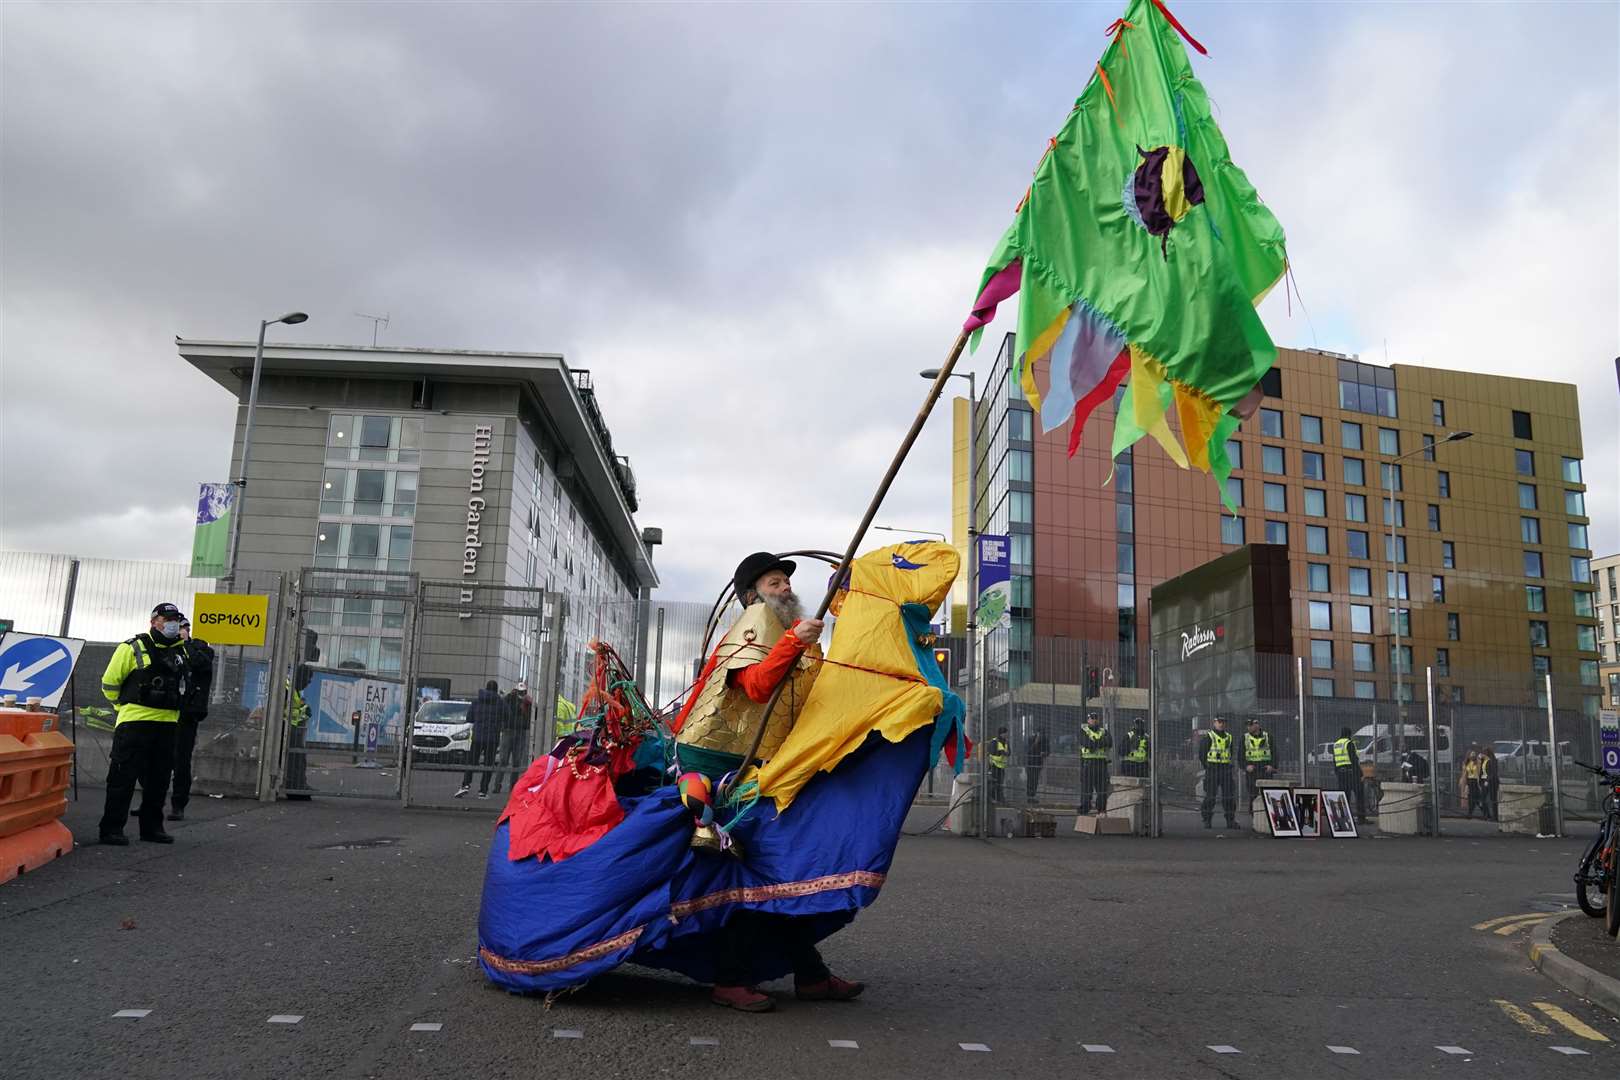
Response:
[4,791,1618,1079]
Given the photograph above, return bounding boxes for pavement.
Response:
[4,791,1619,1080]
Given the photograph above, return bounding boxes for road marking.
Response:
[1327,1045,1360,1054]
[1493,999,1553,1035]
[268,1015,302,1025]
[1550,1046,1591,1056]
[1492,915,1550,936]
[410,1023,442,1032]
[829,1039,859,1050]
[1472,912,1549,930]
[689,1037,718,1046]
[112,1009,150,1019]
[1435,1046,1472,1055]
[1207,1045,1240,1054]
[959,1043,991,1052]
[553,1029,584,1039]
[1532,1003,1610,1042]
[1082,1044,1114,1053]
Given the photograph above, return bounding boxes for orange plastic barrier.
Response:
[0,706,74,880]
[0,821,72,884]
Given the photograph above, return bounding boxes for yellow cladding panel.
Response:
[191,593,271,646]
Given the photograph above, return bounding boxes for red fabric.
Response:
[944,732,974,768]
[1067,348,1132,457]
[501,755,626,863]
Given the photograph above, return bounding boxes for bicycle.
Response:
[1571,760,1620,937]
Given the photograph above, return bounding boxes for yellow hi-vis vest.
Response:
[1464,758,1480,780]
[1245,731,1272,763]
[1206,730,1232,764]
[1125,731,1149,762]
[1080,726,1109,760]
[990,738,1008,769]
[1333,737,1355,768]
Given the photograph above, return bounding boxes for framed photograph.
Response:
[1262,788,1300,837]
[1292,789,1321,838]
[1322,790,1359,838]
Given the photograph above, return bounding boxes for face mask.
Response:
[158,620,182,639]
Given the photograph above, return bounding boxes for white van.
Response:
[1490,739,1576,777]
[1351,723,1452,769]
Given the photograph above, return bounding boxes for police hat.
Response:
[152,602,185,620]
[733,552,796,599]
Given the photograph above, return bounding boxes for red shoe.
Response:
[796,974,865,1001]
[711,985,774,1012]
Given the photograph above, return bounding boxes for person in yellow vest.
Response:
[98,603,191,845]
[1242,718,1277,814]
[1198,716,1237,830]
[1332,726,1366,822]
[1119,717,1149,778]
[989,726,1009,804]
[1077,713,1112,814]
[1462,747,1482,819]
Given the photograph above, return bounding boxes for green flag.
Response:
[190,482,234,578]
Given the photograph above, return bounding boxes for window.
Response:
[1387,607,1411,636]
[1309,601,1333,630]
[1343,457,1365,486]
[1566,490,1586,516]
[1518,483,1537,510]
[1383,498,1404,527]
[1442,541,1455,569]
[1347,530,1369,559]
[1532,655,1551,676]
[1354,680,1377,699]
[1260,367,1283,398]
[1577,624,1597,652]
[1526,585,1546,612]
[1512,410,1533,440]
[1385,534,1407,563]
[1010,533,1033,565]
[1262,445,1285,474]
[1012,491,1034,525]
[1259,408,1283,437]
[1563,457,1583,483]
[1422,433,1435,461]
[1008,449,1033,482]
[1221,515,1245,545]
[1427,504,1440,531]
[1304,488,1327,517]
[1117,460,1134,492]
[1265,520,1288,545]
[1581,659,1599,686]
[1432,399,1445,426]
[1524,551,1543,578]
[1378,427,1399,455]
[1008,409,1032,441]
[1352,642,1375,672]
[1380,462,1403,491]
[1311,640,1334,669]
[1341,421,1363,450]
[1572,556,1592,583]
[1574,590,1594,617]
[1349,567,1372,596]
[1515,449,1534,476]
[1529,621,1549,648]
[1387,571,1409,600]
[1308,563,1330,592]
[1225,439,1243,470]
[1350,604,1373,634]
[1306,525,1329,555]
[1520,517,1540,544]
[358,416,391,449]
[1447,613,1461,641]
[1311,677,1335,698]
[1116,543,1134,573]
[1337,360,1396,417]
[1389,644,1412,673]
[1302,451,1325,480]
[1301,415,1323,444]
[1263,482,1287,512]
[353,469,386,514]
[1431,575,1445,603]
[1224,477,1244,507]
[1435,648,1450,676]
[1569,523,1589,550]
[1437,470,1450,498]
[1345,493,1367,522]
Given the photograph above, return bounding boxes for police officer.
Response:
[1333,726,1366,822]
[1078,713,1112,814]
[98,603,191,845]
[1242,718,1276,814]
[1198,716,1237,830]
[989,726,1009,804]
[168,619,215,821]
[1120,718,1150,778]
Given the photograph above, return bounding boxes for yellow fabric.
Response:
[1130,346,1189,468]
[754,541,959,812]
[100,637,182,726]
[1160,146,1192,224]
[1464,759,1479,780]
[1173,382,1222,472]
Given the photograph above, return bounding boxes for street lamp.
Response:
[873,525,947,541]
[1387,429,1472,738]
[225,311,310,580]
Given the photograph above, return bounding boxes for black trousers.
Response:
[989,766,1005,804]
[1079,760,1109,814]
[488,726,530,795]
[1245,762,1276,812]
[461,735,498,793]
[1202,764,1235,823]
[171,719,200,812]
[1120,760,1147,778]
[1025,762,1044,800]
[1335,766,1366,819]
[715,911,830,987]
[99,721,177,838]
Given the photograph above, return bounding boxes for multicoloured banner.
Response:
[975,534,1011,635]
[190,482,234,578]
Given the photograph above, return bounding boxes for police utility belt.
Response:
[118,634,191,711]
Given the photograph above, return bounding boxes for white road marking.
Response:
[410,1023,442,1032]
[268,1015,302,1025]
[1208,1045,1241,1054]
[689,1037,719,1046]
[553,1029,583,1039]
[829,1039,859,1049]
[1550,1046,1591,1056]
[1327,1045,1360,1054]
[1436,1046,1472,1055]
[959,1043,991,1052]
[112,1009,150,1019]
[1082,1044,1115,1053]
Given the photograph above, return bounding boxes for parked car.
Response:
[411,699,473,764]
[1352,723,1453,769]
[1490,739,1576,775]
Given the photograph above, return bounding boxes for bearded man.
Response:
[669,551,864,1013]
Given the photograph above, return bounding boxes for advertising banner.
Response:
[190,482,235,578]
[305,669,404,747]
[975,534,1011,635]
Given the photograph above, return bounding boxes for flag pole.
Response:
[728,327,973,791]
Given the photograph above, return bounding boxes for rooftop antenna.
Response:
[355,312,390,346]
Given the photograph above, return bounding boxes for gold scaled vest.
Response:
[676,602,821,762]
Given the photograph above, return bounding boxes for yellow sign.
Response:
[192,593,270,646]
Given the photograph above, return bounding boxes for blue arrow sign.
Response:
[0,633,82,708]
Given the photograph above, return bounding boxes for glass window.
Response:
[1432,399,1445,426]
[1421,433,1435,461]
[1010,533,1032,566]
[1563,457,1582,483]
[315,522,341,565]
[1524,551,1543,578]
[1262,445,1285,474]
[1306,525,1329,555]
[1346,530,1369,559]
[349,523,381,561]
[1116,460,1133,493]
[1309,601,1332,630]
[1008,409,1032,441]
[1008,449,1033,482]
[1378,427,1399,455]
[1390,644,1413,673]
[1302,451,1325,480]
[1387,607,1411,636]
[354,470,386,515]
[1221,515,1245,545]
[1566,490,1586,516]
[359,415,391,447]
[1572,556,1591,583]
[1577,624,1597,652]
[1351,642,1375,672]
[1265,520,1288,545]
[1569,523,1589,550]
[1532,654,1551,676]
[399,417,421,458]
[1447,613,1460,641]
[1225,439,1243,470]
[1343,457,1364,486]
[1384,534,1407,563]
[1225,477,1244,507]
[1515,449,1534,476]
[320,468,346,514]
[1354,680,1376,699]
[1111,499,1130,532]
[1512,410,1533,440]
[1311,677,1335,698]
[1307,563,1330,592]
[1350,604,1373,634]
[1432,575,1445,603]
[1442,541,1455,569]
[1012,491,1035,525]
[1437,470,1450,498]
[1427,504,1440,531]
[327,413,353,447]
[1518,483,1537,510]
[1520,517,1540,544]
[1529,621,1549,648]
[1384,498,1404,527]
[1310,640,1333,670]
[394,471,417,517]
[1526,585,1546,612]
[1387,571,1409,600]
[1341,421,1362,450]
[1304,488,1327,517]
[1260,408,1283,437]
[1301,415,1323,444]
[1349,567,1372,596]
[1574,590,1593,617]
[387,525,413,566]
[1263,482,1287,512]
[1116,543,1135,574]
[1580,659,1599,686]
[1345,493,1367,522]
[1380,462,1402,491]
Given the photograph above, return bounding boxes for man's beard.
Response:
[760,590,803,626]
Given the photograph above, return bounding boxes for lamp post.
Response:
[225,311,309,581]
[1386,429,1472,752]
[873,525,947,541]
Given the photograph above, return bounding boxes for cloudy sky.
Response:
[2,0,1615,602]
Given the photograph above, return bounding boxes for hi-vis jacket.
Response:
[100,633,186,726]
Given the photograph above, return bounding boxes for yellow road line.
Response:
[1493,999,1553,1036]
[1532,1002,1611,1043]
[1472,912,1547,930]
[1492,915,1551,936]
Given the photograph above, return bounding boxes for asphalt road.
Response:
[3,792,1616,1080]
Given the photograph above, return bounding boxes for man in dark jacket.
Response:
[456,680,506,800]
[167,620,214,821]
[1332,726,1367,822]
[489,681,534,796]
[1241,718,1277,816]
[1025,728,1049,803]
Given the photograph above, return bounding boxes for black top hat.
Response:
[733,552,797,600]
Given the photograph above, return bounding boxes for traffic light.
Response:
[1086,667,1101,699]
